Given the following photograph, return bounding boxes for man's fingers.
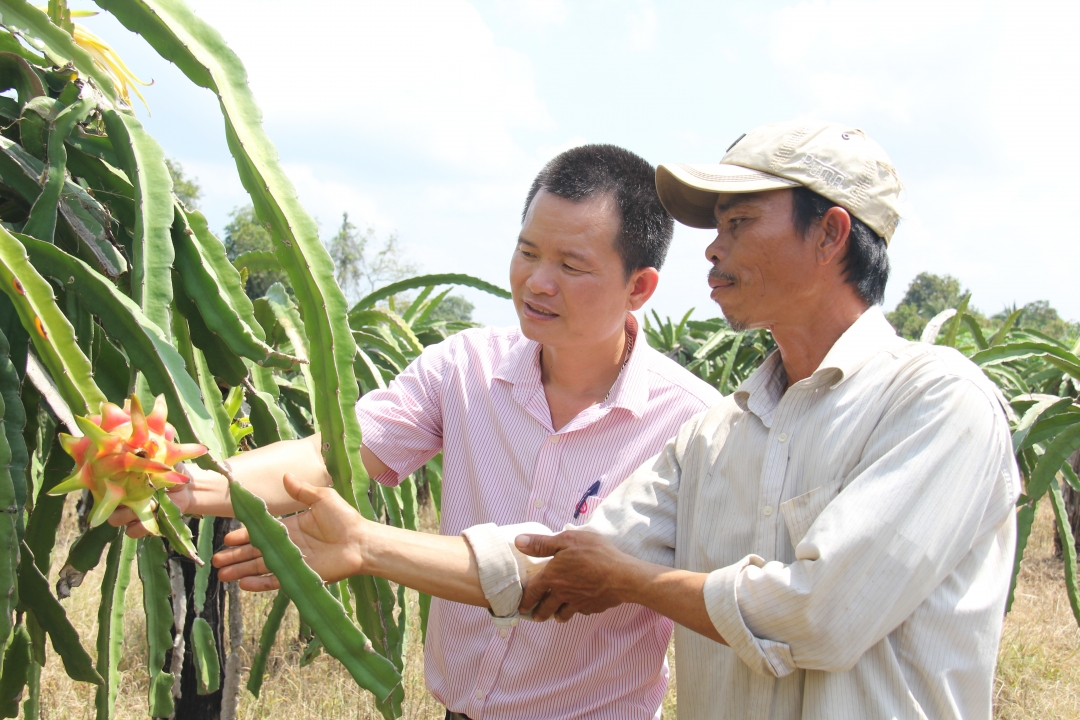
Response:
[238,574,281,593]
[216,555,270,583]
[212,542,263,569]
[519,573,551,612]
[124,520,151,539]
[529,590,564,623]
[222,527,251,547]
[108,507,137,528]
[283,473,324,506]
[514,532,566,558]
[554,603,577,623]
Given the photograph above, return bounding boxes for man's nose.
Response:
[705,232,726,264]
[524,264,557,295]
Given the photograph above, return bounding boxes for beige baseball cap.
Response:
[656,120,902,244]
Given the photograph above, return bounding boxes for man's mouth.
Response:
[708,270,737,290]
[524,301,559,318]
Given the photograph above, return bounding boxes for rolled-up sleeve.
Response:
[703,374,1018,676]
[356,338,454,487]
[462,522,553,622]
[705,557,798,677]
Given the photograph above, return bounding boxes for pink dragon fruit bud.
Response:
[48,393,209,531]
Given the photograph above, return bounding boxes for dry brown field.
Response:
[28,497,1080,719]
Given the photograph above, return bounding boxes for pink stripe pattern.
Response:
[357,316,721,719]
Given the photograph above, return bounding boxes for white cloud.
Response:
[281,163,392,235]
[627,0,658,51]
[188,0,552,174]
[760,0,1080,318]
[500,0,569,28]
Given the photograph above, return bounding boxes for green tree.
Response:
[426,295,474,323]
[887,272,978,340]
[164,158,201,210]
[223,205,287,298]
[993,300,1080,343]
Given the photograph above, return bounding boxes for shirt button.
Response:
[777,433,789,443]
[475,689,484,700]
[763,505,774,516]
[549,435,560,444]
[499,628,508,638]
[533,499,544,509]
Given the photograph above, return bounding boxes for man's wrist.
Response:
[185,465,234,517]
[604,552,643,608]
[612,553,659,607]
[350,515,379,577]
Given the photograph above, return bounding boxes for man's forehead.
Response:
[713,190,790,215]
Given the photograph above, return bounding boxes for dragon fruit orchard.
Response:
[49,393,207,534]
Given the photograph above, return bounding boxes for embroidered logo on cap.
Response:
[803,154,847,189]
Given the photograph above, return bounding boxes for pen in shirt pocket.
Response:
[573,480,602,519]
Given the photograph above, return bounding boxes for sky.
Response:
[74,0,1080,328]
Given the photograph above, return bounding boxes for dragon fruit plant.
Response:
[0,0,506,718]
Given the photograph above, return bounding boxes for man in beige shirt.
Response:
[215,121,1019,720]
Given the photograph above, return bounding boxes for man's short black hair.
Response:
[791,186,890,306]
[522,144,674,279]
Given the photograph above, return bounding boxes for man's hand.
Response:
[212,473,368,592]
[108,476,200,539]
[107,434,358,538]
[515,529,634,623]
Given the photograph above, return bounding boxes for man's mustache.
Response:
[708,269,738,287]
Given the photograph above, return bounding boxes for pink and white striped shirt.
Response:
[356,315,721,719]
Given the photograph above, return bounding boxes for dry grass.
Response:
[994,501,1080,719]
[30,497,1080,719]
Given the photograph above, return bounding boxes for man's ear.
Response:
[817,206,852,267]
[627,267,660,311]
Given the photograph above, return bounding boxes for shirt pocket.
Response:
[779,483,837,550]
[565,474,608,526]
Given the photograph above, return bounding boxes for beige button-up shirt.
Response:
[466,306,1020,719]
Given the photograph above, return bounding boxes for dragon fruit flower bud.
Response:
[48,393,209,530]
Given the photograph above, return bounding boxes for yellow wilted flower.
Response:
[71,20,152,112]
[39,6,152,112]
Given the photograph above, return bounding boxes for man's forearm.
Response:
[361,522,489,608]
[185,434,332,516]
[618,558,727,644]
[186,435,392,517]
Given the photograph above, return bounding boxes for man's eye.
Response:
[563,264,583,273]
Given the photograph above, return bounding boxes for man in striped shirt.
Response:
[127,145,721,718]
[218,121,1020,719]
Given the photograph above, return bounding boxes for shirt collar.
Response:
[493,313,650,419]
[732,306,898,426]
[600,313,650,419]
[733,352,787,428]
[811,305,897,390]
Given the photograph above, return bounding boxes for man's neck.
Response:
[770,293,869,387]
[540,321,629,397]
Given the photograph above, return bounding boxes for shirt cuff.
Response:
[703,555,796,678]
[461,522,553,621]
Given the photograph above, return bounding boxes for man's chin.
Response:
[718,307,750,332]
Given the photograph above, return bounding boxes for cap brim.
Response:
[656,163,800,229]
